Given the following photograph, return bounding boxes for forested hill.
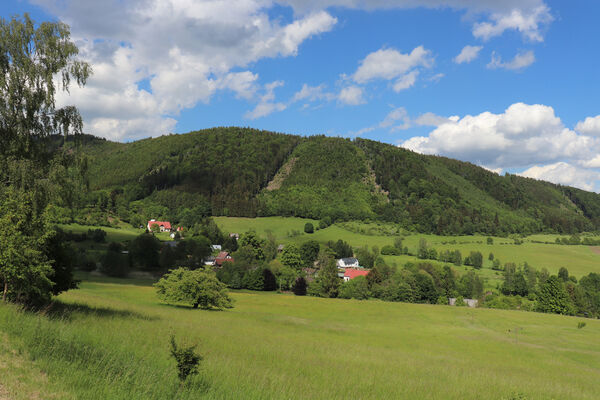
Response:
[65,127,600,235]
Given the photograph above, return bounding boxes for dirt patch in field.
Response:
[591,247,600,255]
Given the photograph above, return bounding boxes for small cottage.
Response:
[147,219,172,232]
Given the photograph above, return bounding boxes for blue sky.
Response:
[3,0,600,191]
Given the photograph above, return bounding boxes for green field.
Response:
[0,275,598,399]
[214,217,600,279]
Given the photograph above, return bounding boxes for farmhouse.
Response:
[343,268,369,281]
[147,219,172,232]
[215,251,234,266]
[337,257,359,268]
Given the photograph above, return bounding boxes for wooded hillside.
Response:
[63,127,600,235]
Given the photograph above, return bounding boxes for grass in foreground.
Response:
[0,276,599,399]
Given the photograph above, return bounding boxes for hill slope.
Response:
[68,127,600,234]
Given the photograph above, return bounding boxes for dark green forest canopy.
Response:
[58,127,600,235]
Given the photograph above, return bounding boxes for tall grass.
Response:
[1,277,599,399]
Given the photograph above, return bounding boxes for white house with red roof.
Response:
[343,268,369,281]
[147,219,172,232]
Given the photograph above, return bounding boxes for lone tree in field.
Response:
[0,14,90,305]
[154,268,234,310]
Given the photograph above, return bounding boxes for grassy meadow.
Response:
[0,275,599,399]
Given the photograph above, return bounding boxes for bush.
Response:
[87,228,107,243]
[170,335,202,382]
[380,245,400,256]
[338,276,370,300]
[292,277,307,296]
[100,242,130,278]
[304,222,314,234]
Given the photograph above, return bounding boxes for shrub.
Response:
[577,322,586,329]
[381,245,400,256]
[338,276,370,300]
[170,335,202,382]
[87,228,107,243]
[304,222,314,234]
[292,276,307,296]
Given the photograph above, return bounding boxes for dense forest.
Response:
[52,127,600,235]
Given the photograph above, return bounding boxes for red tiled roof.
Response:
[343,268,369,279]
[215,251,234,266]
[147,220,171,230]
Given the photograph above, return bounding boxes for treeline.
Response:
[489,263,600,318]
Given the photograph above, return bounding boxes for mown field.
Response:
[214,217,600,279]
[0,276,598,399]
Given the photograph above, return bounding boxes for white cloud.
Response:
[352,108,452,136]
[245,81,287,119]
[402,103,599,169]
[282,1,553,42]
[454,45,483,64]
[392,70,419,92]
[487,50,535,71]
[414,112,452,127]
[473,5,553,42]
[520,162,598,192]
[292,84,336,103]
[575,115,600,136]
[338,86,365,105]
[34,0,337,140]
[353,46,433,84]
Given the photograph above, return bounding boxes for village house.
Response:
[211,244,222,251]
[343,268,369,281]
[147,219,172,232]
[215,251,234,266]
[204,256,216,266]
[337,257,359,268]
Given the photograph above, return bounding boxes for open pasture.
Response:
[0,276,599,399]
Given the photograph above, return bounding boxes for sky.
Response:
[3,0,600,191]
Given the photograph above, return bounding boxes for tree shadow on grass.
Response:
[41,300,159,322]
[155,303,225,312]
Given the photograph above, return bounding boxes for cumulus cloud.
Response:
[338,86,365,105]
[487,50,535,71]
[473,5,553,42]
[34,0,337,140]
[245,81,287,119]
[575,115,600,136]
[454,45,483,64]
[282,0,553,42]
[353,46,433,85]
[520,162,598,192]
[402,103,599,169]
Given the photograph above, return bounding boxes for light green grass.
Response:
[215,217,600,279]
[59,223,173,242]
[0,277,599,399]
